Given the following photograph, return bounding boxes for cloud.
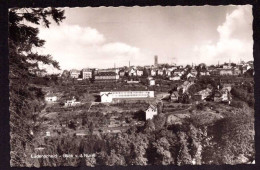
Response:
[193,5,253,65]
[39,24,105,46]
[102,42,140,55]
[37,24,152,71]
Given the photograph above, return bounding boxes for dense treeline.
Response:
[27,106,254,167]
[231,82,254,107]
[9,8,65,166]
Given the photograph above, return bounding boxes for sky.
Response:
[35,5,253,72]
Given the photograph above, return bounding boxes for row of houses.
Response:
[68,60,253,83]
[169,84,232,103]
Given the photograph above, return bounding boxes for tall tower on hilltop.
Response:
[154,55,158,67]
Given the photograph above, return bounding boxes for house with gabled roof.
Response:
[145,104,158,120]
[151,69,157,76]
[171,91,179,102]
[45,93,57,102]
[136,69,144,76]
[70,69,81,78]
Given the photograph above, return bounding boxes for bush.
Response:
[196,103,204,110]
[230,101,244,109]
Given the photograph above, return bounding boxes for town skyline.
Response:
[36,5,253,72]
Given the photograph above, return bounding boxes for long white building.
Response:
[100,91,155,103]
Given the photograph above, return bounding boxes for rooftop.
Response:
[96,72,117,76]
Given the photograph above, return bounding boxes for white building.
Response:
[64,97,81,107]
[200,71,210,76]
[187,73,196,79]
[177,81,194,93]
[127,80,140,84]
[157,70,164,76]
[129,68,137,76]
[145,104,158,120]
[45,94,57,102]
[166,70,172,76]
[46,131,51,137]
[136,70,144,76]
[100,91,155,103]
[149,79,155,86]
[151,70,157,76]
[70,69,81,78]
[169,76,181,81]
[82,69,92,79]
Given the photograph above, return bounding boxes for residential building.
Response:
[149,79,155,86]
[64,97,81,107]
[171,91,179,102]
[151,69,157,76]
[200,71,210,76]
[242,65,251,74]
[157,69,164,76]
[221,89,232,103]
[168,66,177,71]
[233,68,241,75]
[145,104,158,120]
[119,70,126,77]
[169,76,181,81]
[45,93,57,102]
[70,69,81,78]
[166,70,172,76]
[129,68,137,76]
[82,69,92,79]
[177,81,194,93]
[100,91,155,103]
[187,73,196,79]
[193,88,212,101]
[136,70,144,76]
[223,64,231,69]
[174,69,184,76]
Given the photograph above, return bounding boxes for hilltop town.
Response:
[26,55,255,166]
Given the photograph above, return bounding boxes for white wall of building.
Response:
[146,108,157,120]
[45,96,57,102]
[100,91,155,103]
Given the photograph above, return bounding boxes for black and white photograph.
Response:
[8,5,255,167]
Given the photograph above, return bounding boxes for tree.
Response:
[177,132,192,165]
[153,114,166,130]
[61,70,70,79]
[9,8,65,166]
[152,137,173,165]
[143,119,156,133]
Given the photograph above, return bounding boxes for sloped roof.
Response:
[70,69,80,73]
[45,93,56,97]
[148,104,157,111]
[96,72,117,76]
[82,68,92,72]
[172,91,179,97]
